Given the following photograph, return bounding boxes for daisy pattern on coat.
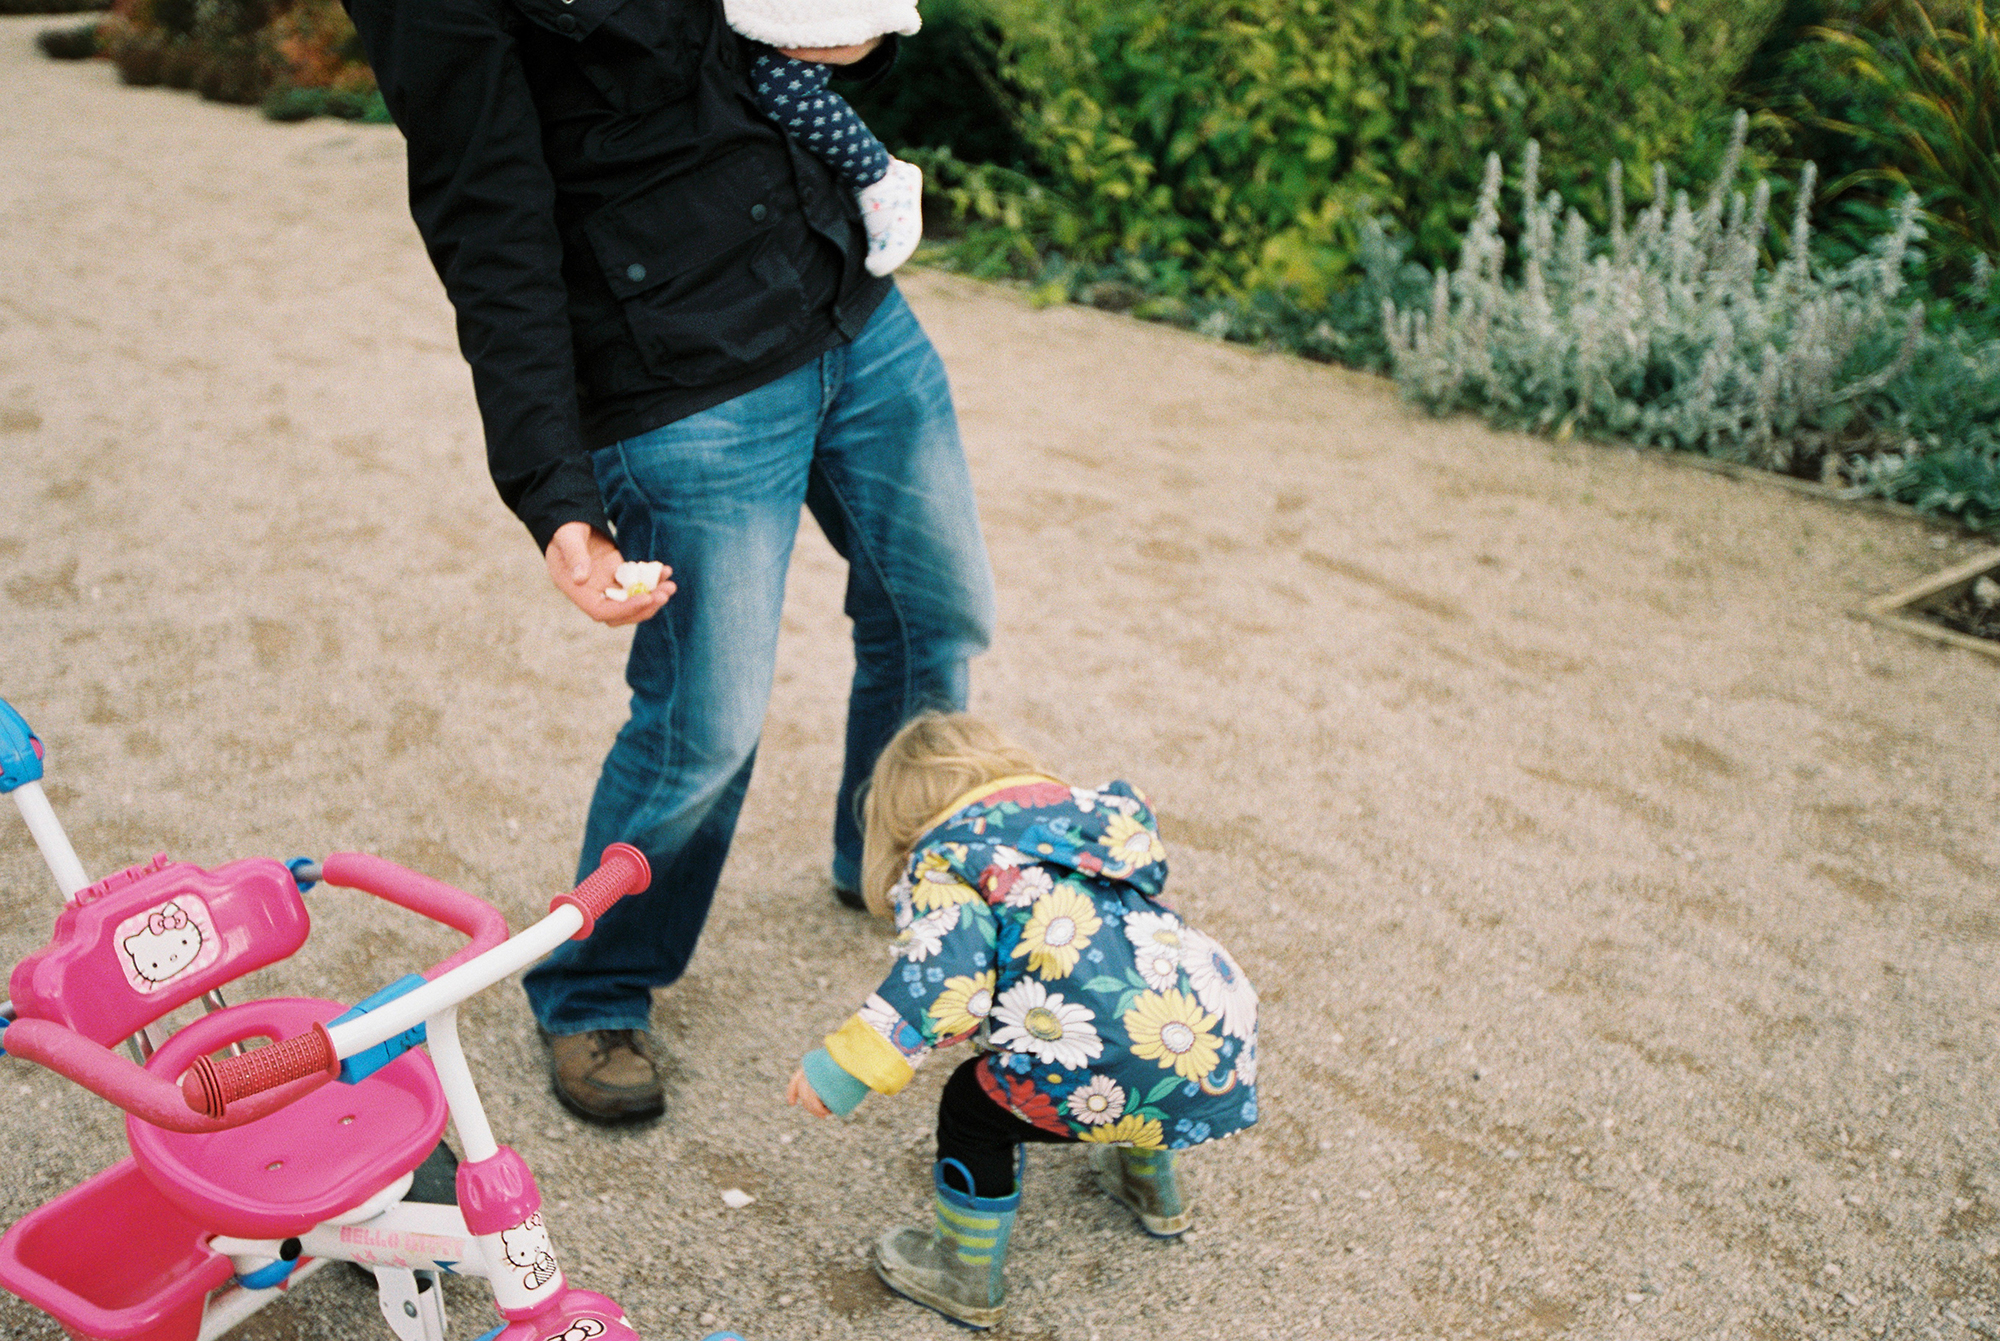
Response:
[998,864,1054,908]
[1076,1112,1165,1149]
[893,904,960,963]
[1124,988,1223,1083]
[928,970,996,1040]
[1065,1074,1127,1126]
[1012,884,1101,979]
[811,777,1255,1149]
[1098,811,1165,878]
[909,847,979,912]
[1123,908,1186,991]
[1178,927,1259,1042]
[1235,1037,1258,1087]
[988,979,1103,1069]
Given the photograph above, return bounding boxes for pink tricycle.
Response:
[0,698,739,1341]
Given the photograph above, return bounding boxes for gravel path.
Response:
[2,21,1998,1340]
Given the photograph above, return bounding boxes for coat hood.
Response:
[923,778,1170,903]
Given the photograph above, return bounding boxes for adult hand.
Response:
[775,36,881,64]
[787,1066,832,1118]
[544,521,674,627]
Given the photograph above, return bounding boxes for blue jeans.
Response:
[524,288,995,1035]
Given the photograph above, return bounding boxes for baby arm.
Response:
[787,885,999,1117]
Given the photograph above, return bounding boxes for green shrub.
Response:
[1737,0,2000,291]
[110,28,167,84]
[260,81,326,121]
[0,0,107,13]
[846,0,1028,169]
[35,19,102,57]
[1875,437,2000,529]
[1383,112,2000,531]
[85,0,378,115]
[159,35,202,88]
[972,0,1786,301]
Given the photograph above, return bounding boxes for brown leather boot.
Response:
[546,1029,664,1123]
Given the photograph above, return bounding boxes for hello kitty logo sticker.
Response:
[500,1213,561,1292]
[113,897,220,992]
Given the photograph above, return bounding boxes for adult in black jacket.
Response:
[346,0,995,1122]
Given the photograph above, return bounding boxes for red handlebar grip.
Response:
[550,842,651,940]
[181,1023,339,1118]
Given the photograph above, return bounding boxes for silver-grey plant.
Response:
[1384,111,1928,473]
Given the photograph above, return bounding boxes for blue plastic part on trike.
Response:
[286,856,320,893]
[236,1258,300,1290]
[0,698,45,795]
[327,973,429,1085]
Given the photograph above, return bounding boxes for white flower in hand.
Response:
[604,560,665,602]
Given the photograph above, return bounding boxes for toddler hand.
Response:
[787,1066,832,1118]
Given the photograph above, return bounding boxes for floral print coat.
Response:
[809,776,1259,1150]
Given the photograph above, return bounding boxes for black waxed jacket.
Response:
[344,0,894,551]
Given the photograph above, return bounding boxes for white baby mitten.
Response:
[858,157,923,277]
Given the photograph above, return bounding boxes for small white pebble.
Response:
[721,1188,756,1209]
[777,1294,794,1306]
[698,1312,718,1326]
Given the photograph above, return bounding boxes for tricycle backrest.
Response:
[8,856,310,1049]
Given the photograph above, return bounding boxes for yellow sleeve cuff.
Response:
[824,1013,916,1096]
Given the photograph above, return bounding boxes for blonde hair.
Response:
[859,713,1048,916]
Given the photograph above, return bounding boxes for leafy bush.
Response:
[35,19,102,56]
[88,0,377,114]
[967,0,1785,302]
[262,81,388,122]
[0,0,107,13]
[261,0,366,90]
[108,28,166,83]
[1806,2,1998,261]
[1738,0,2000,289]
[846,0,1028,169]
[1382,112,2000,530]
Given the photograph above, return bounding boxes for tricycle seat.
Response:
[128,997,448,1239]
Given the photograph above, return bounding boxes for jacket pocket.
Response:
[584,148,815,387]
[510,0,704,112]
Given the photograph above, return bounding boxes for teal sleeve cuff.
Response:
[803,1047,872,1117]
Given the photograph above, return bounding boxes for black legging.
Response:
[935,1057,1077,1198]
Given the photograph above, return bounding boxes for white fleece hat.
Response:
[724,0,921,49]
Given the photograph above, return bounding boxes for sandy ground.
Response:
[4,21,2000,1341]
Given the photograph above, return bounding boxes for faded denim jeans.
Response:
[524,287,995,1035]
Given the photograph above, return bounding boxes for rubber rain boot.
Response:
[873,1156,1019,1329]
[1089,1144,1192,1236]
